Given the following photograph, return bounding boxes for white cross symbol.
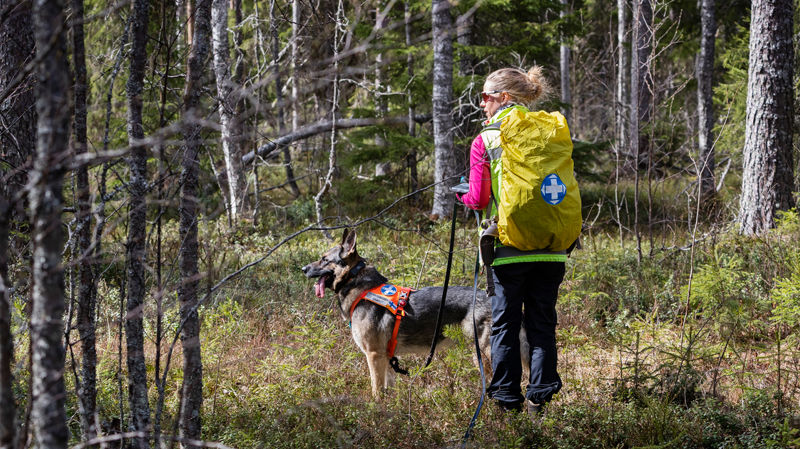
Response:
[543,177,564,202]
[382,285,397,296]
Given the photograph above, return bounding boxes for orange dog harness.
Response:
[349,284,414,359]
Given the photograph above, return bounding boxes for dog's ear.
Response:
[340,228,357,257]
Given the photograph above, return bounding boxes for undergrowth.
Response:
[9,183,800,448]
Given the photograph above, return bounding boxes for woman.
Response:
[458,66,567,413]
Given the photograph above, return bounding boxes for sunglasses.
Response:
[480,90,503,102]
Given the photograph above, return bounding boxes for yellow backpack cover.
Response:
[496,108,582,252]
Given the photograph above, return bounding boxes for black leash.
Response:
[461,209,486,447]
[423,199,459,368]
[417,187,489,446]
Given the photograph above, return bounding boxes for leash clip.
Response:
[389,357,409,376]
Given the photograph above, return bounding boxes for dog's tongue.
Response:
[315,275,328,298]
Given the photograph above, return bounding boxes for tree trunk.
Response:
[125,0,152,446]
[431,0,457,218]
[180,0,211,444]
[616,0,629,159]
[30,0,71,447]
[405,1,418,199]
[270,0,301,196]
[739,0,795,235]
[614,0,628,246]
[374,5,390,178]
[634,0,652,163]
[629,0,641,262]
[212,0,247,221]
[560,0,571,126]
[0,266,10,449]
[0,0,35,445]
[455,11,473,76]
[697,0,716,200]
[0,0,36,213]
[71,0,98,442]
[314,0,344,241]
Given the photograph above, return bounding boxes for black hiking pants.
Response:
[486,261,565,407]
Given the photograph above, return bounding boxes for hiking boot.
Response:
[526,400,543,420]
[495,400,523,413]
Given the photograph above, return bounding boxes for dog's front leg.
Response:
[384,363,395,390]
[365,350,389,397]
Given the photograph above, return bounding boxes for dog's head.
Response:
[302,228,362,298]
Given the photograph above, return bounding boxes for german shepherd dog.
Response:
[302,228,527,397]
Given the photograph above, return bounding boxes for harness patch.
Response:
[350,283,414,359]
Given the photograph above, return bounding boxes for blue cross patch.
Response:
[381,284,398,296]
[540,173,567,205]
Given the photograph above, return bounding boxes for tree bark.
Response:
[0,0,35,446]
[212,0,247,221]
[0,0,36,212]
[125,0,152,446]
[71,0,98,442]
[739,0,795,235]
[431,0,457,218]
[30,0,71,447]
[180,0,211,444]
[697,0,716,199]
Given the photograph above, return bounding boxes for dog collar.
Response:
[350,260,366,277]
[333,260,366,294]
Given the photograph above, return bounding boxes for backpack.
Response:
[492,108,582,252]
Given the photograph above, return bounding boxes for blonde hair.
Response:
[484,66,550,106]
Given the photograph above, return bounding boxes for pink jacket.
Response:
[457,134,491,211]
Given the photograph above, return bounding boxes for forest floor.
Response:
[11,183,800,448]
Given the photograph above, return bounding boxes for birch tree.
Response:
[696,0,716,200]
[616,0,628,157]
[270,0,300,195]
[739,0,795,235]
[212,0,247,220]
[180,0,211,443]
[431,0,457,218]
[30,0,71,446]
[125,0,152,446]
